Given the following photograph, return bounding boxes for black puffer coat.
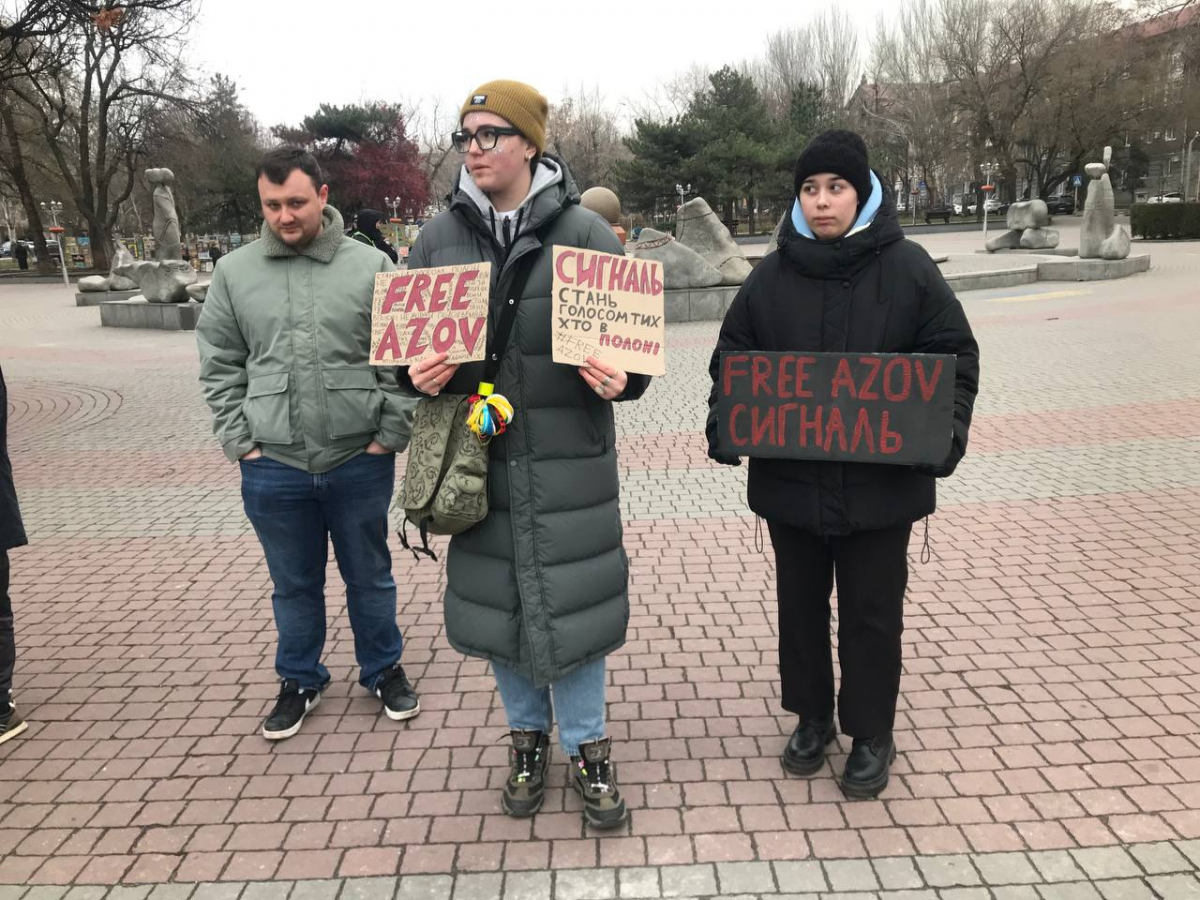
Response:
[406,156,650,686]
[1,366,27,551]
[706,187,979,535]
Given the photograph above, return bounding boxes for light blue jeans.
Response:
[491,657,607,758]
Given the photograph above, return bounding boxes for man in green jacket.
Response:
[197,146,420,740]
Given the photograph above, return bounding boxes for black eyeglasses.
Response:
[451,126,523,153]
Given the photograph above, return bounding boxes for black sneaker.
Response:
[570,738,628,829]
[0,702,28,747]
[375,664,420,721]
[501,730,550,818]
[262,679,321,740]
[782,716,836,775]
[840,733,897,799]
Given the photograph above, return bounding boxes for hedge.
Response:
[1131,202,1200,239]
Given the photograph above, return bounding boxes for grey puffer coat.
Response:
[406,156,650,687]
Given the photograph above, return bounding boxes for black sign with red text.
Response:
[717,351,956,466]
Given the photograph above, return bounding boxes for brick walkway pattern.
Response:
[2,231,1199,899]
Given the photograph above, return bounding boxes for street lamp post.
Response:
[384,196,401,220]
[1187,132,1200,203]
[40,200,69,287]
[979,163,997,243]
[675,182,691,209]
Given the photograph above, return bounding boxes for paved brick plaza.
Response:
[2,229,1200,898]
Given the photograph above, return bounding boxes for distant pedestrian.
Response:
[197,146,421,740]
[0,364,28,745]
[12,241,27,271]
[208,243,222,266]
[707,129,980,798]
[347,209,399,264]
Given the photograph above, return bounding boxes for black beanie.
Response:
[793,129,872,204]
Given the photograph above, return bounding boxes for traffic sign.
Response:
[919,180,927,189]
[1072,175,1083,187]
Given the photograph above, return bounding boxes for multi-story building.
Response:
[1125,4,1198,202]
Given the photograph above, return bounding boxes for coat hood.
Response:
[451,154,579,254]
[355,209,385,235]
[778,172,905,281]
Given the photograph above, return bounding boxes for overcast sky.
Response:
[190,0,896,131]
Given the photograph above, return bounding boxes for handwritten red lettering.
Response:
[381,274,412,314]
[830,358,857,399]
[374,320,402,360]
[450,269,480,310]
[915,358,943,402]
[883,357,912,401]
[856,356,881,400]
[406,273,432,312]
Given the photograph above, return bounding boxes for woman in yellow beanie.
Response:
[402,79,650,830]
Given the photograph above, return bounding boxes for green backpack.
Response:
[397,392,489,559]
[396,252,534,560]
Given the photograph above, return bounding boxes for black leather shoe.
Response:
[781,717,836,775]
[840,734,896,799]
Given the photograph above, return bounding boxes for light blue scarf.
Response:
[790,171,883,241]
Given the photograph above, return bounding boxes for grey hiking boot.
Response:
[570,737,628,829]
[502,730,550,818]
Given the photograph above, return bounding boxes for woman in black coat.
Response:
[0,364,28,744]
[707,130,979,798]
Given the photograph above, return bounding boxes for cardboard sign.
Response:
[371,262,491,366]
[551,247,666,377]
[717,352,957,466]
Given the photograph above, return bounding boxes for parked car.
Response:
[0,240,35,259]
[1045,195,1076,215]
[1147,192,1183,204]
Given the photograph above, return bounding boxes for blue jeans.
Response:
[241,451,403,691]
[492,657,607,757]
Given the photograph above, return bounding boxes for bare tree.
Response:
[756,11,862,126]
[812,8,863,120]
[405,97,459,211]
[937,0,1089,201]
[629,64,710,122]
[5,1,198,269]
[0,0,98,271]
[547,85,628,191]
[868,0,970,204]
[758,27,816,118]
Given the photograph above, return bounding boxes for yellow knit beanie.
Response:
[460,80,548,155]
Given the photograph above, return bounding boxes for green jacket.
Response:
[407,156,651,687]
[197,206,417,473]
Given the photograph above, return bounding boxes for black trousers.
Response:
[0,549,12,699]
[768,520,911,738]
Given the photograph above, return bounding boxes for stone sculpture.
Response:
[631,228,723,289]
[1079,147,1131,260]
[76,245,141,293]
[580,186,626,244]
[675,198,752,285]
[985,200,1060,252]
[146,168,183,261]
[106,168,197,303]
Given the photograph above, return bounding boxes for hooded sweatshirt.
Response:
[455,158,565,260]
